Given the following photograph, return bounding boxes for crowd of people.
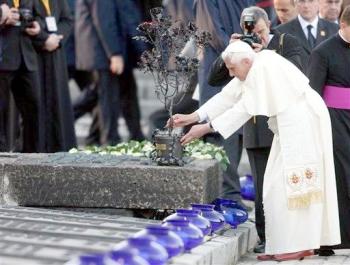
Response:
[0,0,349,262]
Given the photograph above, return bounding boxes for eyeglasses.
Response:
[324,0,341,4]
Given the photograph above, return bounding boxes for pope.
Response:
[169,40,341,261]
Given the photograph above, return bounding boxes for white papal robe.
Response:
[197,50,340,254]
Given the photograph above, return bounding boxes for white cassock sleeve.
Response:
[196,78,243,122]
[210,99,252,139]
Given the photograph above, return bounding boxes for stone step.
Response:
[0,206,258,265]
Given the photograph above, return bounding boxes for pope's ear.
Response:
[242,58,251,65]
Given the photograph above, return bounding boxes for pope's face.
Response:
[273,0,298,24]
[224,58,252,81]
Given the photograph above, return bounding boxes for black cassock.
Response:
[34,0,76,152]
[308,34,350,249]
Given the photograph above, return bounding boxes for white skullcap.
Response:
[221,40,254,61]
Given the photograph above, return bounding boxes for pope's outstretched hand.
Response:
[167,112,200,128]
[166,112,214,145]
[180,123,213,145]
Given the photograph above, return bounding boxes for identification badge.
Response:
[45,16,57,32]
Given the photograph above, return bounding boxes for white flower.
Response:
[69,148,78,153]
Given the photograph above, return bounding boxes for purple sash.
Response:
[323,85,350,110]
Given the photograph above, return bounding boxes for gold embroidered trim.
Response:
[287,190,323,210]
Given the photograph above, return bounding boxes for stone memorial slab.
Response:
[0,153,221,209]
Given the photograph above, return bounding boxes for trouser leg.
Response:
[97,70,121,145]
[247,147,270,242]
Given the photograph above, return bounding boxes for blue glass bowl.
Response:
[134,225,184,258]
[240,175,255,201]
[191,203,225,234]
[220,202,249,228]
[164,209,211,236]
[212,198,247,212]
[108,249,150,265]
[114,236,168,265]
[162,219,204,252]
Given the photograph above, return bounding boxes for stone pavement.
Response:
[237,249,350,264]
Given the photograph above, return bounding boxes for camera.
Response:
[240,14,262,47]
[19,8,35,28]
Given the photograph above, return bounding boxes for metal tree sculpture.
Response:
[135,7,211,134]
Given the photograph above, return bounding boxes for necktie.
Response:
[307,25,316,49]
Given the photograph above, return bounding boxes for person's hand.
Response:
[25,21,40,36]
[5,7,20,26]
[180,123,213,145]
[0,4,10,24]
[110,55,124,75]
[251,42,263,52]
[230,33,242,43]
[44,34,63,52]
[197,47,204,61]
[166,112,200,128]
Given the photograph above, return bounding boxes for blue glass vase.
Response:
[212,198,247,212]
[134,225,184,258]
[191,204,225,234]
[114,236,168,265]
[220,202,249,228]
[162,219,204,252]
[108,249,150,265]
[240,175,255,201]
[164,209,211,236]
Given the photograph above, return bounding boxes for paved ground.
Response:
[237,250,350,265]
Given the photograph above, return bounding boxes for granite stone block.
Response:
[0,153,221,209]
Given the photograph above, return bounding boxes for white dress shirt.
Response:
[298,15,318,39]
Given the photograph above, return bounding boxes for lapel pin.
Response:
[320,30,326,37]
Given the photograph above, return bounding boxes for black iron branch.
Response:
[134,7,211,134]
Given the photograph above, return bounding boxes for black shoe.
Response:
[254,242,266,253]
[314,249,335,256]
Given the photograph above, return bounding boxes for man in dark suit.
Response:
[75,0,124,146]
[276,0,338,69]
[75,0,145,145]
[0,0,42,152]
[208,6,304,254]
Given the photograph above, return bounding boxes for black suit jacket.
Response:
[275,17,338,69]
[207,30,304,149]
[0,0,42,71]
